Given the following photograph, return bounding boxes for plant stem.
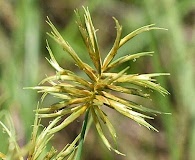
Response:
[75,108,90,160]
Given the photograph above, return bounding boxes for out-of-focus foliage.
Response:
[0,0,194,160]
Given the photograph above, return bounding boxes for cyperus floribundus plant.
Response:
[31,7,169,156]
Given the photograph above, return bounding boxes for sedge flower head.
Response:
[31,7,169,154]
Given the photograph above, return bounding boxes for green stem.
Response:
[75,109,90,160]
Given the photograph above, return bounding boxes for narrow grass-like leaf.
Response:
[75,108,90,160]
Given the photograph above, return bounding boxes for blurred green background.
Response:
[0,0,194,159]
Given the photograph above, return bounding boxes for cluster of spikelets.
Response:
[29,7,169,158]
[0,7,169,160]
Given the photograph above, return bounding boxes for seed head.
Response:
[31,7,169,154]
